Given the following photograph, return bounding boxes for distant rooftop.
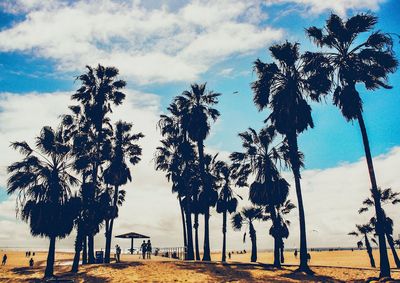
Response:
[115,232,150,239]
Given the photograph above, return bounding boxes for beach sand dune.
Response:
[1,250,400,282]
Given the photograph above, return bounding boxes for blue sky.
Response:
[0,0,400,249]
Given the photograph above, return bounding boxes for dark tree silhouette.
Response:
[71,64,127,263]
[7,126,80,277]
[103,121,143,263]
[306,13,398,278]
[251,42,331,273]
[176,83,221,261]
[349,224,377,268]
[214,161,238,262]
[156,101,198,260]
[230,125,293,268]
[232,207,263,262]
[359,187,400,268]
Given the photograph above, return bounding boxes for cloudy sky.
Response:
[0,0,400,253]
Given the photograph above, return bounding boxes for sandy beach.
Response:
[1,249,400,282]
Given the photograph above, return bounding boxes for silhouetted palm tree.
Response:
[7,126,80,277]
[349,224,377,268]
[214,160,239,262]
[306,14,398,277]
[266,199,296,264]
[359,187,400,268]
[103,121,143,263]
[251,42,332,273]
[72,64,127,263]
[176,83,221,261]
[232,207,263,262]
[230,125,293,268]
[156,101,197,260]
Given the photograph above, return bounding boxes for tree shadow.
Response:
[10,266,40,276]
[281,269,344,283]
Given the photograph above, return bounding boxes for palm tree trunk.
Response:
[88,234,95,264]
[250,223,257,262]
[82,235,88,264]
[197,140,211,261]
[222,210,227,262]
[184,205,195,260]
[44,236,56,278]
[280,239,285,263]
[365,235,376,268]
[178,196,188,250]
[71,225,83,272]
[105,185,119,263]
[202,207,211,261]
[194,212,200,260]
[288,134,311,273]
[386,232,400,268]
[357,112,390,277]
[270,207,281,268]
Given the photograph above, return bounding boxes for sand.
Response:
[1,250,400,282]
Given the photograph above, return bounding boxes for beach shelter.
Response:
[115,232,150,254]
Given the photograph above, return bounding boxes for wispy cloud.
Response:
[0,0,283,84]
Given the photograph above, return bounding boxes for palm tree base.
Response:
[294,266,314,275]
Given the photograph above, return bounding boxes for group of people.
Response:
[140,240,152,259]
[25,251,35,257]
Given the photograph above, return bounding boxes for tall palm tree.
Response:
[231,207,263,262]
[103,121,143,263]
[156,101,198,260]
[306,14,398,277]
[349,224,377,268]
[72,64,127,263]
[359,187,400,268]
[251,42,332,273]
[265,199,296,264]
[176,83,221,261]
[214,161,238,262]
[230,125,292,268]
[7,126,80,277]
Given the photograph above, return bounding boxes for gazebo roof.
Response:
[115,232,150,239]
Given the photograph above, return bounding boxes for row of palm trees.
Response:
[7,65,144,277]
[5,12,398,279]
[156,12,398,278]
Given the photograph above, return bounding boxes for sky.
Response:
[0,0,400,253]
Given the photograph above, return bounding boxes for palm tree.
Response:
[231,207,263,262]
[230,125,293,268]
[349,224,377,268]
[103,121,143,263]
[359,187,400,268]
[251,42,332,273]
[306,14,398,277]
[72,64,127,263]
[7,126,80,277]
[214,161,238,262]
[156,101,198,260]
[265,200,296,264]
[176,83,221,261]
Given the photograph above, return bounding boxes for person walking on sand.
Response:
[146,240,152,259]
[294,249,298,259]
[115,245,121,263]
[2,254,7,265]
[307,253,311,263]
[228,252,231,260]
[29,258,34,268]
[141,240,147,259]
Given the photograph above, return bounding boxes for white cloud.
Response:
[265,0,386,16]
[0,0,283,84]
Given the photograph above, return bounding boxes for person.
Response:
[115,245,121,263]
[307,252,311,263]
[146,240,152,259]
[29,258,34,268]
[141,240,147,259]
[294,249,298,259]
[228,252,231,260]
[33,252,35,256]
[2,254,7,265]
